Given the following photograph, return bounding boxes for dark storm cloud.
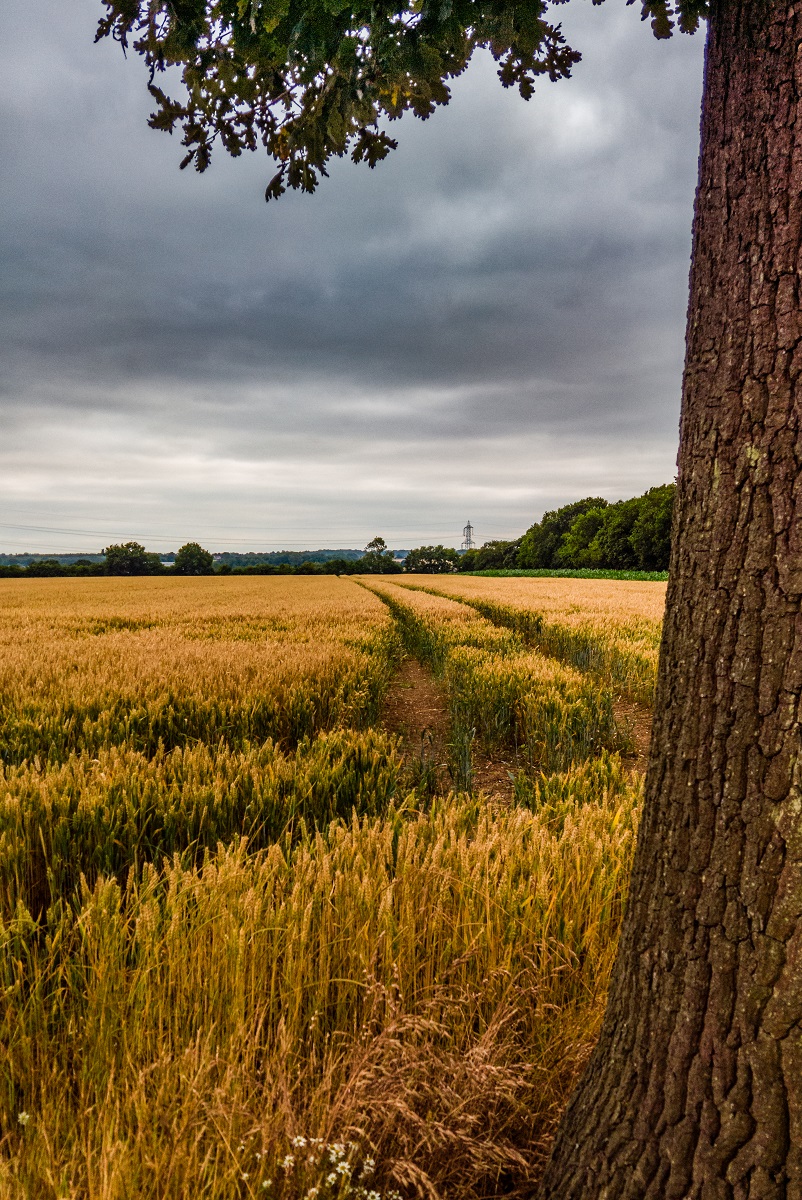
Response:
[0,0,705,549]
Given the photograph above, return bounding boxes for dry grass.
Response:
[0,576,643,1198]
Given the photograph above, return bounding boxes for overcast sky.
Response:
[0,2,705,553]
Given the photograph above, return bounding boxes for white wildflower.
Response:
[326,1173,338,1186]
[281,1154,295,1170]
[17,1112,30,1127]
[292,1135,308,1149]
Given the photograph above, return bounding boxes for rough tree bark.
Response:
[538,2,802,1197]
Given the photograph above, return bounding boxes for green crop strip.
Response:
[367,581,631,780]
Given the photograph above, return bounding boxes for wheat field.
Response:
[364,580,630,779]
[0,575,650,1199]
[392,576,667,705]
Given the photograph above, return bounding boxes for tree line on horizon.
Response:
[0,485,674,579]
[460,482,675,574]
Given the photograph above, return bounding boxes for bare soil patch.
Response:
[471,751,518,802]
[382,657,516,800]
[382,657,451,793]
[614,700,653,775]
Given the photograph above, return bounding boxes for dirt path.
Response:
[382,657,516,800]
[381,658,451,794]
[379,580,653,782]
[471,751,518,801]
[614,700,653,775]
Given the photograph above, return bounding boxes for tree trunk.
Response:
[537,2,802,1197]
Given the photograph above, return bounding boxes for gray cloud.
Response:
[0,1,705,551]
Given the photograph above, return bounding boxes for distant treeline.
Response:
[458,484,675,574]
[0,548,367,571]
[0,554,107,567]
[215,550,366,567]
[0,540,403,579]
[0,487,675,580]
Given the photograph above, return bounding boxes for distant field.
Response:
[1,576,651,1198]
[395,574,666,706]
[397,573,667,624]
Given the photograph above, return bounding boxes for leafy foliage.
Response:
[458,538,521,572]
[360,535,401,573]
[96,0,707,199]
[518,484,675,572]
[173,540,215,574]
[103,541,164,575]
[627,483,674,570]
[553,507,607,568]
[404,544,459,573]
[518,498,608,569]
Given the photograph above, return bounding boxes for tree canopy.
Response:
[173,541,216,574]
[359,536,401,572]
[103,542,164,575]
[404,544,459,572]
[97,0,707,200]
[517,484,675,571]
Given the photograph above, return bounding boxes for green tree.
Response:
[103,542,163,576]
[173,542,215,575]
[457,547,480,572]
[471,538,520,570]
[628,482,675,570]
[25,559,68,578]
[518,498,608,569]
[404,544,459,573]
[99,3,802,1193]
[553,506,608,568]
[359,536,400,574]
[552,485,676,570]
[585,497,642,570]
[320,558,357,575]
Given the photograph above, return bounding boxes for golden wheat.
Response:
[364,580,628,773]
[0,577,399,765]
[0,575,645,1198]
[2,779,639,1200]
[394,576,665,704]
[401,575,666,623]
